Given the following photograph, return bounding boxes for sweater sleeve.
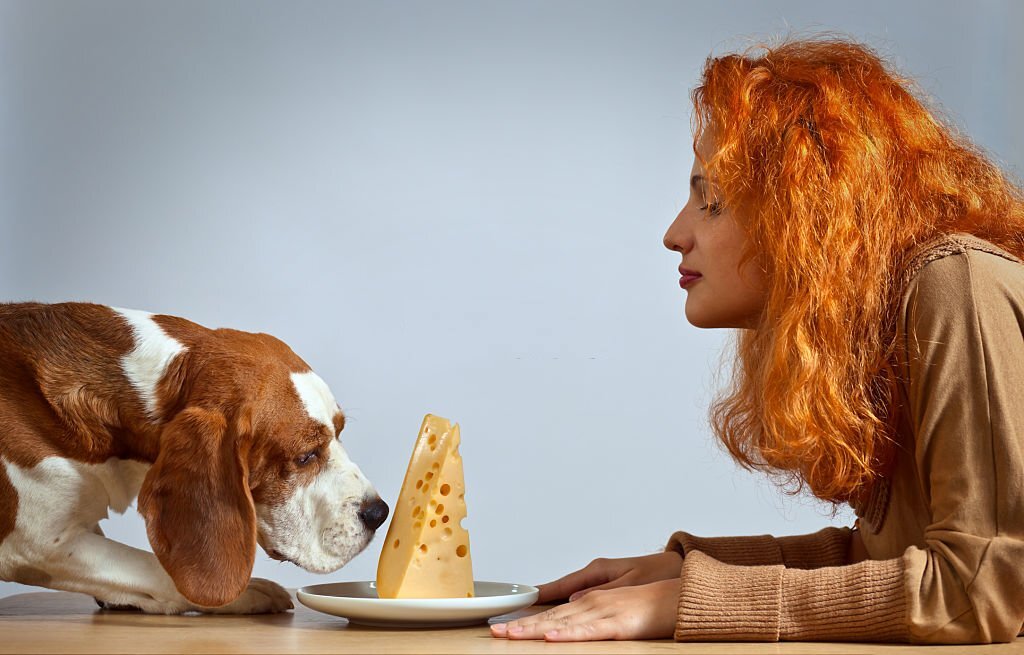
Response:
[664,526,852,569]
[673,250,1024,644]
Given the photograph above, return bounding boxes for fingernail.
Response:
[568,592,580,601]
[508,626,523,634]
[546,630,560,639]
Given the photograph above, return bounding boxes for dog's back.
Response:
[0,302,162,465]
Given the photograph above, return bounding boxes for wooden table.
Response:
[2,591,1023,654]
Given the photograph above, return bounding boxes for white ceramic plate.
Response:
[296,580,539,628]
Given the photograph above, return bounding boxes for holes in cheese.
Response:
[376,414,474,599]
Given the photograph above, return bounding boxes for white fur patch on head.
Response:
[290,371,339,430]
[254,440,378,573]
[113,307,186,420]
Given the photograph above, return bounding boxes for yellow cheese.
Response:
[376,414,474,598]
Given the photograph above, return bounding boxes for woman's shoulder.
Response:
[894,230,1024,349]
[902,232,1024,282]
[899,232,1024,309]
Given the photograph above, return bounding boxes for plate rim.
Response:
[296,579,540,626]
[297,579,539,607]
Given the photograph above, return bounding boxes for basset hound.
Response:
[0,302,389,613]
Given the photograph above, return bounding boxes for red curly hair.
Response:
[696,36,1024,503]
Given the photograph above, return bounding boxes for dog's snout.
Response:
[358,496,389,531]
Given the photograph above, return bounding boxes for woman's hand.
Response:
[534,551,683,603]
[490,578,680,641]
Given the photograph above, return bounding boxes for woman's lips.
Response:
[679,273,703,288]
[678,265,702,288]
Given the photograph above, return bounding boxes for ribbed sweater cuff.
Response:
[777,526,853,569]
[780,557,908,641]
[676,550,784,641]
[674,550,910,642]
[665,531,784,566]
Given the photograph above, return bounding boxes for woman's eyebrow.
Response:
[691,174,712,204]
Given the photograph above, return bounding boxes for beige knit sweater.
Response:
[665,233,1024,644]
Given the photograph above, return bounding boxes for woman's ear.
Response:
[138,406,256,607]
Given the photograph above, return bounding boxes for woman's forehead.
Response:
[690,133,716,185]
[694,129,716,160]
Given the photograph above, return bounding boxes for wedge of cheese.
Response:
[376,414,474,598]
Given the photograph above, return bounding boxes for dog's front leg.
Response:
[19,529,292,614]
[84,523,139,611]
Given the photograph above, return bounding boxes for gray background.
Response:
[1,1,1021,599]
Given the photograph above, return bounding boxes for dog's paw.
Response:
[205,578,293,614]
[95,597,143,612]
[94,593,193,615]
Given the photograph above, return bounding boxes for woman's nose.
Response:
[663,208,692,253]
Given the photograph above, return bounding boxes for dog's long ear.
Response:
[138,406,256,607]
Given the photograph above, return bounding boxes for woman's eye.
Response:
[297,450,319,466]
[700,201,723,216]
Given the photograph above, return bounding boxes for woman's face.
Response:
[663,133,768,329]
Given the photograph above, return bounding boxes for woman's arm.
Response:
[891,251,1024,642]
[665,526,853,569]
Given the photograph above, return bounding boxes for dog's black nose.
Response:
[358,496,389,531]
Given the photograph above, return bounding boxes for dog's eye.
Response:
[297,450,319,466]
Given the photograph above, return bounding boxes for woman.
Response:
[492,36,1024,643]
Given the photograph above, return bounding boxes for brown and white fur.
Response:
[0,302,388,613]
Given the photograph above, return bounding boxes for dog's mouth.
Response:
[267,548,296,565]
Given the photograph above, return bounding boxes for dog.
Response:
[0,302,389,614]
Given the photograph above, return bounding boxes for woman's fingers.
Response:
[567,576,632,602]
[494,605,597,640]
[494,602,622,642]
[544,618,623,642]
[490,623,509,637]
[535,559,615,603]
[493,579,681,642]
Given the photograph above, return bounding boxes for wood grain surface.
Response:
[1,591,1022,654]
